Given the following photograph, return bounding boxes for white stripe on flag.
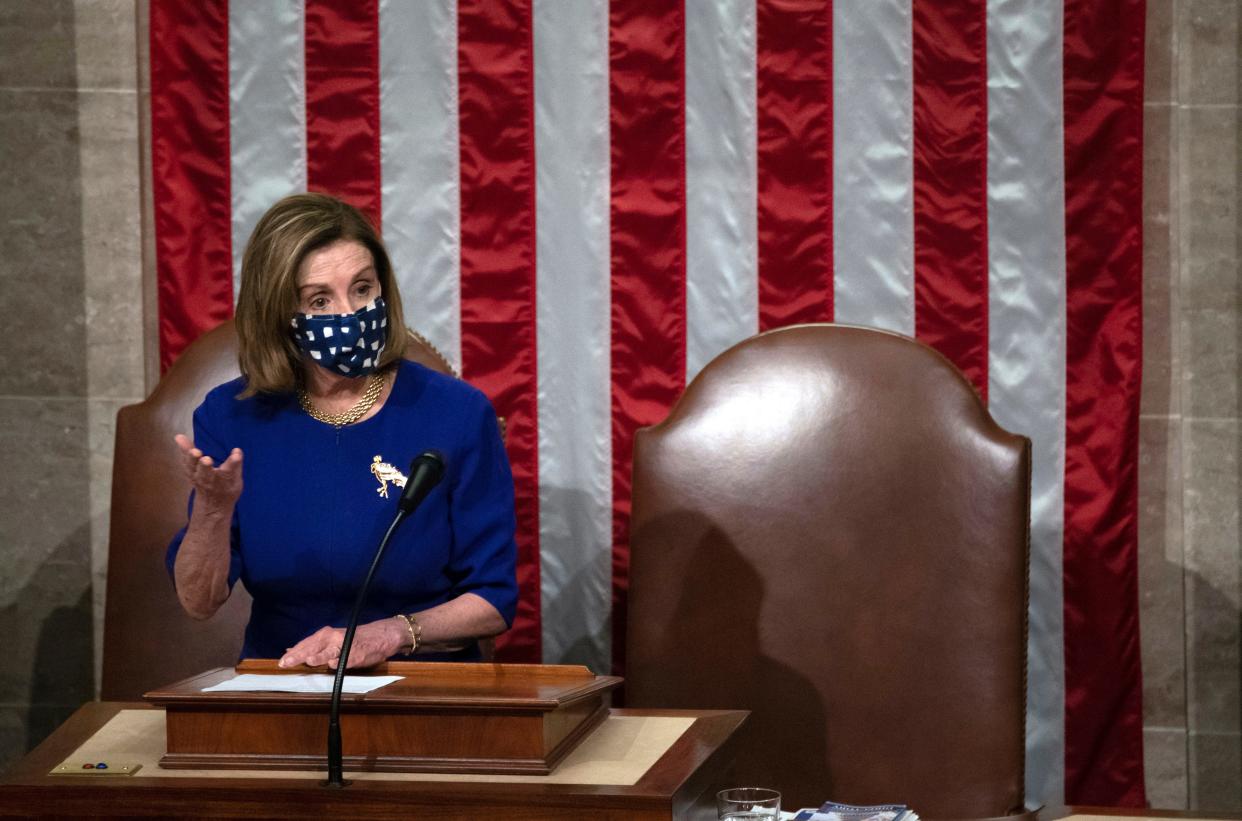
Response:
[832,0,915,334]
[533,0,613,673]
[228,0,306,294]
[685,0,759,381]
[379,0,462,369]
[986,0,1068,806]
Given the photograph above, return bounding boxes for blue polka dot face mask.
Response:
[291,296,389,378]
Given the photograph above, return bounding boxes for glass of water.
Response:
[717,787,781,819]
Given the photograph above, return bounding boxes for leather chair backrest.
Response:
[625,324,1031,818]
[100,321,456,700]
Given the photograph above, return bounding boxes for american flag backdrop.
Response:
[148,0,1146,808]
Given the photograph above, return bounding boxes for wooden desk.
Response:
[0,703,745,820]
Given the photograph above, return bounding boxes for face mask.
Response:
[291,297,389,377]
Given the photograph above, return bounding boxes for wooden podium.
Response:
[145,660,621,775]
[0,662,747,818]
[0,702,746,820]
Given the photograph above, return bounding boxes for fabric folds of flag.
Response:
[148,0,1146,807]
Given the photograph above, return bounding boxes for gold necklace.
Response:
[299,371,386,429]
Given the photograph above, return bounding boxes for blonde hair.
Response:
[234,193,408,396]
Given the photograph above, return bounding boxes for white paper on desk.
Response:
[201,674,402,694]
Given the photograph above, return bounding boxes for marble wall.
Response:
[0,0,1238,810]
[0,0,143,768]
[1140,0,1242,811]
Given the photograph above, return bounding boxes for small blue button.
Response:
[96,762,107,770]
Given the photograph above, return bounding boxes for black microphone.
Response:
[324,450,445,788]
[397,450,446,514]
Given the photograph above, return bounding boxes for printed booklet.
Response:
[790,801,919,821]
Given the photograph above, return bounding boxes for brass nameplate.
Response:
[50,761,142,776]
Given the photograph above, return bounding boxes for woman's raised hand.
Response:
[174,433,244,511]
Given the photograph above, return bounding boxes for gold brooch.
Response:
[370,455,408,499]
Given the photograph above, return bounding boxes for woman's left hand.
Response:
[277,618,406,669]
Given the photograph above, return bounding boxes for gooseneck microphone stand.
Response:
[324,450,445,788]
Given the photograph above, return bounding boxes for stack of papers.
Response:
[201,674,402,694]
[790,801,919,821]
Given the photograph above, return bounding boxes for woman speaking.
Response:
[166,193,517,669]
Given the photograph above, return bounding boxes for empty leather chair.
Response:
[625,324,1031,819]
[101,321,456,700]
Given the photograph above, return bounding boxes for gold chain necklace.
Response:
[298,371,386,429]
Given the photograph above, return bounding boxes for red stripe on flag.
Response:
[457,0,541,662]
[609,0,688,676]
[150,0,233,371]
[1062,0,1146,806]
[911,0,989,398]
[756,0,834,329]
[304,0,382,226]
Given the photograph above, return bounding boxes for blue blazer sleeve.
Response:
[445,393,519,627]
[165,393,244,590]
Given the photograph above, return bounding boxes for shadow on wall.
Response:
[0,524,95,767]
[25,587,95,754]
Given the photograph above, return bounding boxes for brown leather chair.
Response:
[100,321,457,700]
[625,324,1031,819]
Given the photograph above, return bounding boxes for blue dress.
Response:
[166,360,519,661]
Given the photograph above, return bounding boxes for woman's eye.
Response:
[356,283,373,297]
[309,297,328,310]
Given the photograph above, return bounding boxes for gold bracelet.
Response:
[397,613,422,656]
